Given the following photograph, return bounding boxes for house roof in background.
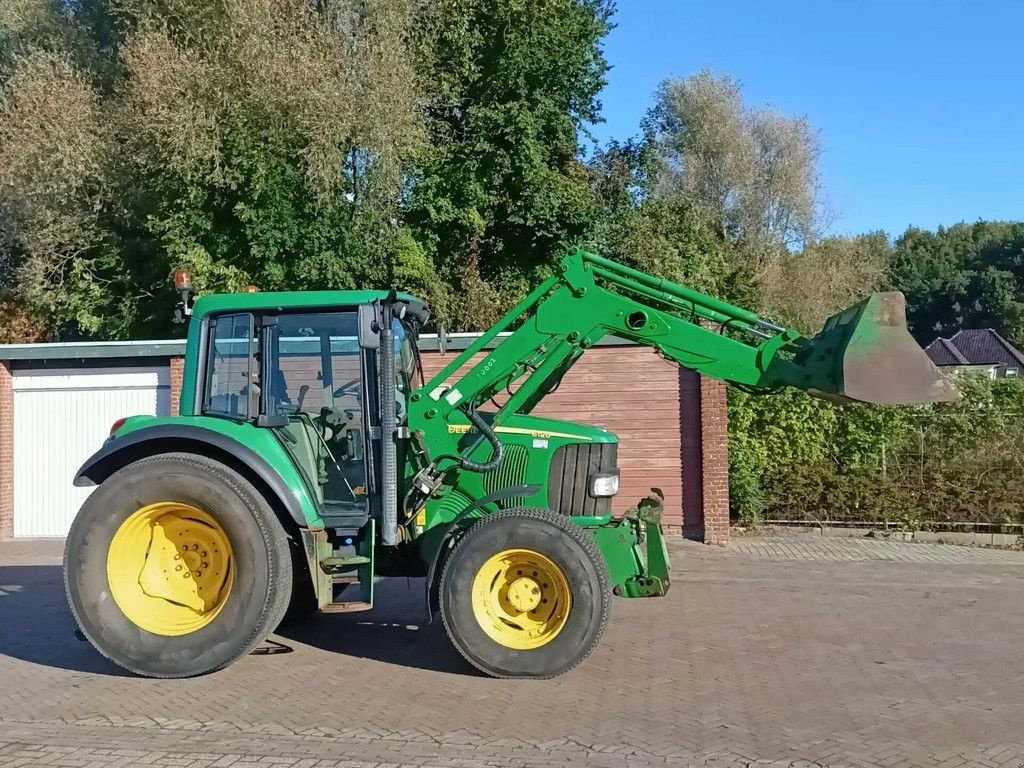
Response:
[925,329,1024,368]
[925,337,969,365]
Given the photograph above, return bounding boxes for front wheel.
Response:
[439,508,611,678]
[64,452,293,677]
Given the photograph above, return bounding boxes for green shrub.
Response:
[729,376,1024,528]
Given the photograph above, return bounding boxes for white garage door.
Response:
[12,367,171,537]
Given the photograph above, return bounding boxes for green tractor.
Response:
[64,249,956,679]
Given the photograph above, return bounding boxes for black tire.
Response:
[64,452,293,677]
[440,508,611,679]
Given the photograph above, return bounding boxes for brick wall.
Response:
[169,357,184,416]
[699,375,730,545]
[0,361,12,539]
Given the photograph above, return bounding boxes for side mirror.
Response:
[357,304,380,349]
[438,324,449,356]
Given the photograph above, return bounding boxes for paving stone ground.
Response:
[728,534,1024,564]
[2,534,1024,768]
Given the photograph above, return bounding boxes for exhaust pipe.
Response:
[378,301,400,546]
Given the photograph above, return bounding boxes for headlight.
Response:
[589,472,619,497]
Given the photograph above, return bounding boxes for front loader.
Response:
[64,249,957,679]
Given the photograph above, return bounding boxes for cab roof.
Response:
[191,290,423,319]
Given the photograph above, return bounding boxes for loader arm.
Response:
[411,248,956,447]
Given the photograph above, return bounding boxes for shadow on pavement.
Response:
[0,565,476,677]
[276,577,480,676]
[0,564,126,675]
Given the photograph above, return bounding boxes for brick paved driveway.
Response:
[2,536,1024,768]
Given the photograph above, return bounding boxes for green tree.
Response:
[587,127,755,305]
[645,70,822,263]
[758,232,891,333]
[0,0,426,339]
[408,0,614,329]
[888,221,1024,346]
[2,0,619,338]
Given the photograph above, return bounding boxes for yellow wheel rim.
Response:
[106,502,234,637]
[471,549,571,650]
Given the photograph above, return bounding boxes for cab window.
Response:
[203,313,256,420]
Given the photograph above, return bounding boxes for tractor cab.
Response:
[192,291,428,537]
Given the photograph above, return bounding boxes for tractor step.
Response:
[321,601,373,614]
[320,555,371,570]
[331,574,382,585]
[311,519,375,613]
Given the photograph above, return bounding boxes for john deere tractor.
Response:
[64,249,956,679]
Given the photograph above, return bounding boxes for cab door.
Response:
[262,311,375,528]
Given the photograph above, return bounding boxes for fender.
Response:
[74,423,321,529]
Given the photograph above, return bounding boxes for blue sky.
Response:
[592,0,1024,237]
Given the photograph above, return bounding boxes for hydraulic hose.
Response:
[458,407,504,473]
[400,409,503,524]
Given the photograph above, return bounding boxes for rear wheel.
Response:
[64,453,292,677]
[440,508,611,679]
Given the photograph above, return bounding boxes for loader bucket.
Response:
[792,292,959,405]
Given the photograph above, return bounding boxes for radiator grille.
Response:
[482,444,530,508]
[547,442,617,517]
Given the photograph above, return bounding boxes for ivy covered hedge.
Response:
[728,376,1024,529]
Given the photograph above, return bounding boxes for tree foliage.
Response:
[0,47,110,321]
[0,0,617,338]
[1,0,427,338]
[586,70,829,317]
[888,221,1024,347]
[645,70,822,262]
[408,0,614,329]
[758,232,890,333]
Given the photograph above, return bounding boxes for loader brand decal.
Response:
[447,424,593,441]
[477,358,497,378]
